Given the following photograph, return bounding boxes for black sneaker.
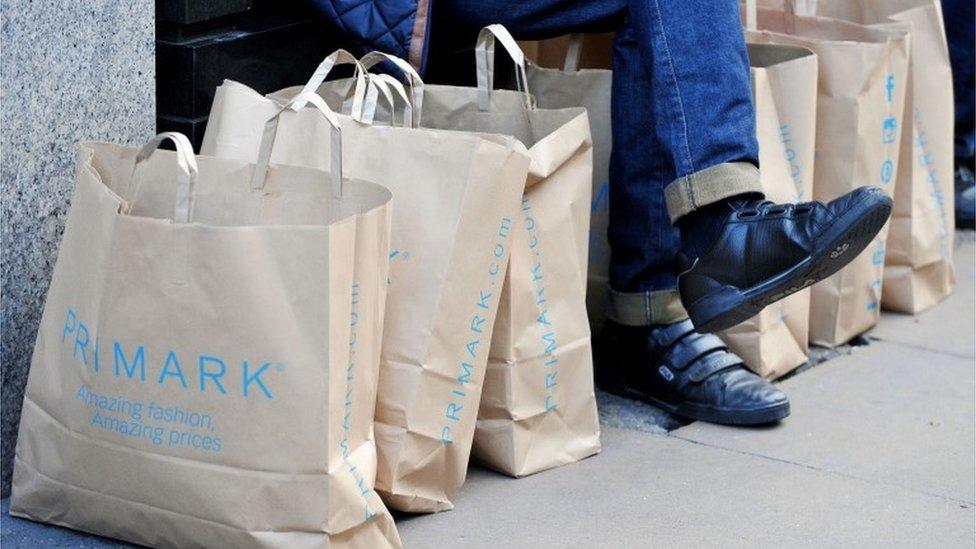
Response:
[595,319,789,426]
[678,186,892,333]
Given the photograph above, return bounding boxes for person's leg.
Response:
[606,0,763,325]
[942,0,975,229]
[943,0,975,165]
[618,0,892,332]
[599,13,789,426]
[626,0,762,227]
[604,20,686,326]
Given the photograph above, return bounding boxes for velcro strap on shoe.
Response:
[652,319,696,349]
[668,333,727,370]
[687,351,742,382]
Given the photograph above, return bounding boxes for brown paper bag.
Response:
[9,128,401,547]
[202,50,531,512]
[745,3,911,347]
[717,43,818,379]
[523,34,614,333]
[799,0,956,314]
[414,26,600,478]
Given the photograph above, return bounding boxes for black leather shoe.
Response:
[595,319,789,426]
[678,186,892,333]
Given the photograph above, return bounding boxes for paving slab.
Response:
[673,341,976,504]
[5,425,973,547]
[396,427,973,548]
[870,236,975,358]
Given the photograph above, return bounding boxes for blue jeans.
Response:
[942,0,974,163]
[431,0,761,325]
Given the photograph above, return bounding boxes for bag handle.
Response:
[360,74,394,125]
[251,91,343,198]
[745,0,796,34]
[476,24,533,112]
[360,51,424,126]
[293,49,368,120]
[564,33,584,72]
[365,73,413,128]
[127,132,199,223]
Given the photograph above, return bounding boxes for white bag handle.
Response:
[293,49,368,119]
[251,91,343,199]
[564,33,584,72]
[365,73,413,127]
[360,74,394,125]
[476,24,533,111]
[128,132,199,223]
[360,51,424,126]
[745,0,797,34]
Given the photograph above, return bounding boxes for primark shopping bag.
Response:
[745,2,910,347]
[797,0,955,314]
[415,25,601,478]
[523,34,614,332]
[9,126,400,547]
[717,43,817,379]
[203,50,531,512]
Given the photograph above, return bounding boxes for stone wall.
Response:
[0,0,155,496]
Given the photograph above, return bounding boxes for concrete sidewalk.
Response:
[3,238,974,547]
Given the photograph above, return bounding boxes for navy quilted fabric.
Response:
[312,0,421,66]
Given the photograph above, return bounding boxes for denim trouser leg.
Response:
[942,0,975,162]
[606,20,687,325]
[431,0,762,326]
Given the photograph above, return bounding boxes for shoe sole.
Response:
[594,369,790,426]
[684,193,893,333]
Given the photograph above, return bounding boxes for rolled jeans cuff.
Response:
[664,162,763,223]
[606,287,689,326]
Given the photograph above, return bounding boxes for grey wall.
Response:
[1,0,155,496]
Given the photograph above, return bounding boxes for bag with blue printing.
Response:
[414,26,601,479]
[10,122,401,546]
[745,1,910,347]
[794,0,956,314]
[202,50,531,512]
[522,34,615,335]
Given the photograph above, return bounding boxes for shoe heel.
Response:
[683,285,755,333]
[593,366,632,398]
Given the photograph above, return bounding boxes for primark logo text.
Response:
[60,309,280,399]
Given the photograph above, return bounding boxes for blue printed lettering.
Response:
[158,350,187,388]
[470,315,485,334]
[114,341,145,382]
[446,402,462,422]
[242,361,273,399]
[458,362,473,384]
[466,339,479,358]
[62,309,77,343]
[198,355,227,395]
[542,332,557,354]
[74,322,90,365]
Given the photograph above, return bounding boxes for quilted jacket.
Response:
[312,0,433,74]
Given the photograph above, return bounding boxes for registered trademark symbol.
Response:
[275,363,286,372]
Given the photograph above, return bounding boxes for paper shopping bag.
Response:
[203,50,531,512]
[523,34,615,333]
[716,43,818,379]
[799,0,955,314]
[416,26,601,478]
[9,127,400,547]
[745,3,910,347]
